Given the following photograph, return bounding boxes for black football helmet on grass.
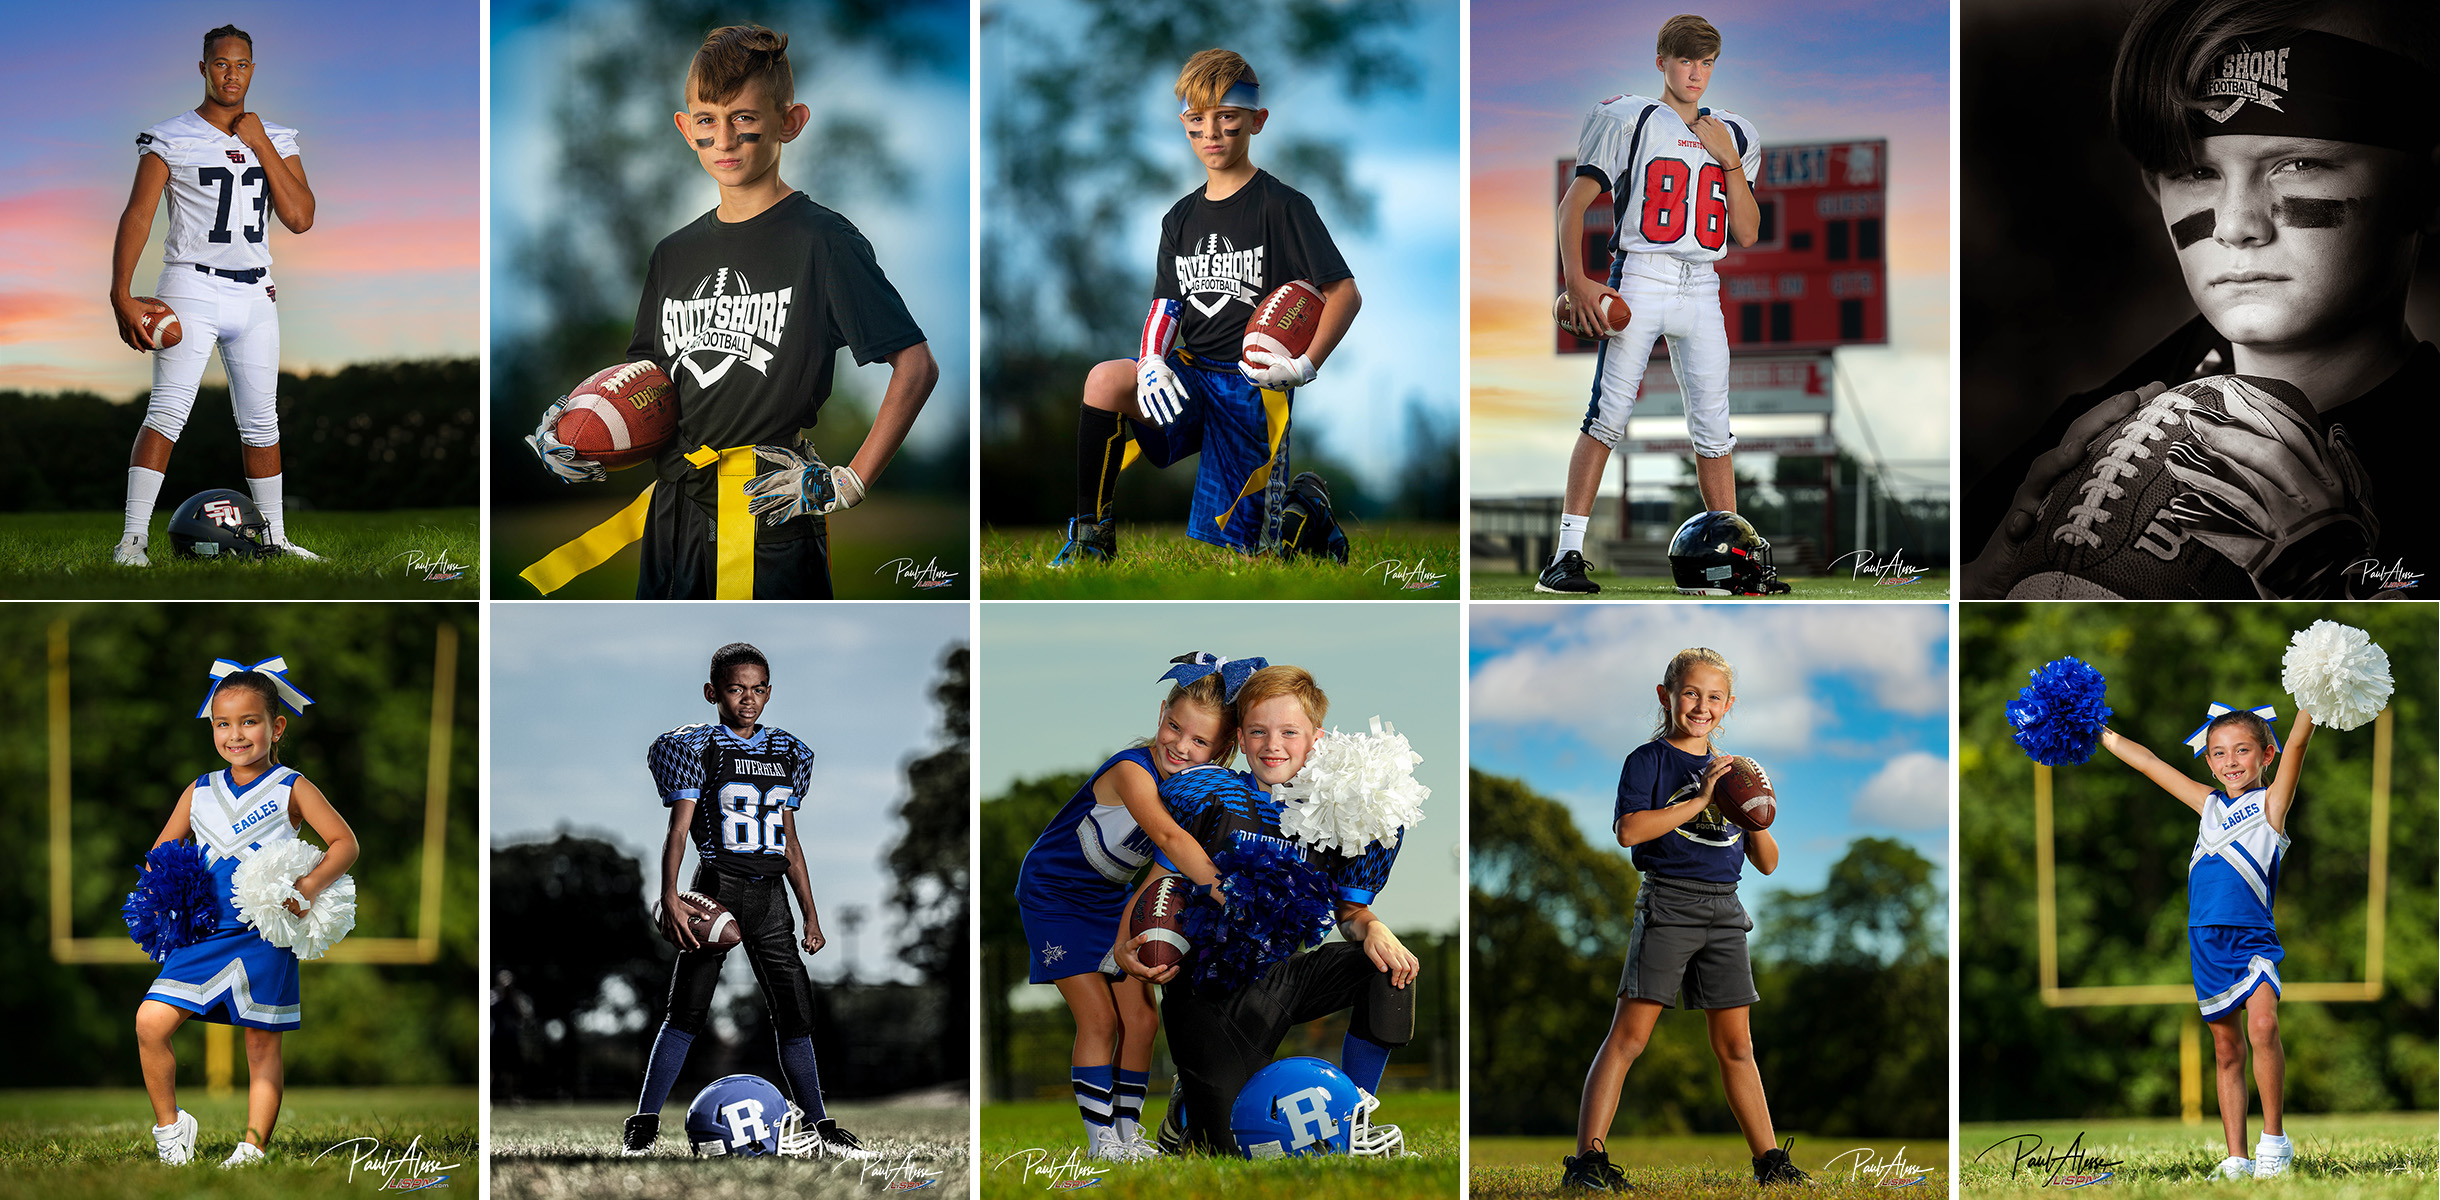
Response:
[167,489,274,560]
[1667,510,1788,596]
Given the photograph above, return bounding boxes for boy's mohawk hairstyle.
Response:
[690,24,794,112]
[1176,48,1259,110]
[1656,14,1721,60]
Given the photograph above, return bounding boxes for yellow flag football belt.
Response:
[518,444,764,598]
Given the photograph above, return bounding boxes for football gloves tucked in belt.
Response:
[526,395,606,484]
[741,440,866,525]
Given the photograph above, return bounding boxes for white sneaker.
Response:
[220,1141,265,1168]
[152,1109,196,1165]
[114,535,151,567]
[1087,1124,1135,1162]
[271,540,322,561]
[2253,1134,2292,1178]
[2216,1156,2255,1180]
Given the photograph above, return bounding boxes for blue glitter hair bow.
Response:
[1161,652,1269,704]
[2184,702,2280,757]
[195,656,315,719]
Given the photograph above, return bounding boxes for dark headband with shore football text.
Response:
[2191,29,2439,153]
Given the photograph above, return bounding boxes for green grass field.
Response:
[1470,1133,1946,1198]
[1470,570,1949,600]
[493,1097,970,1200]
[983,524,1459,598]
[492,497,970,599]
[981,1090,1455,1199]
[0,510,478,598]
[1958,1112,2436,1198]
[0,1086,475,1197]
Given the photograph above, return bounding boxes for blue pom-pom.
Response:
[1178,838,1337,992]
[122,842,219,962]
[2008,656,2112,766]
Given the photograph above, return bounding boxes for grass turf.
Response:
[492,1097,970,1200]
[1469,1133,1946,1198]
[981,1090,1456,1199]
[491,497,970,599]
[1470,569,1949,600]
[983,524,1458,599]
[0,1085,475,1197]
[0,509,478,598]
[1957,1112,2436,1198]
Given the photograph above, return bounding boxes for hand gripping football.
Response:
[1243,279,1325,363]
[551,361,677,469]
[1555,291,1630,339]
[659,891,741,952]
[136,298,182,350]
[1129,875,1195,970]
[1713,755,1777,831]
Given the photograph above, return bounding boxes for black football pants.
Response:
[662,867,817,1040]
[1162,940,1415,1153]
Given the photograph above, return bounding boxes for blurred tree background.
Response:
[0,604,478,1086]
[1960,604,2436,1121]
[1470,770,1947,1138]
[491,646,968,1101]
[980,0,1460,530]
[488,0,969,596]
[981,771,1459,1103]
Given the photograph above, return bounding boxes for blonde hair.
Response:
[689,24,794,111]
[1175,48,1258,110]
[1657,14,1722,60]
[1137,674,1240,769]
[1233,664,1326,728]
[1652,647,1735,745]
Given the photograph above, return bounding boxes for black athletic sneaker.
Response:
[1561,1144,1632,1191]
[620,1112,658,1156]
[1753,1145,1810,1185]
[1536,550,1602,595]
[1050,515,1116,566]
[813,1117,877,1160]
[1156,1080,1189,1154]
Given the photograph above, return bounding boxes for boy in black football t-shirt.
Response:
[1055,48,1363,564]
[526,25,938,599]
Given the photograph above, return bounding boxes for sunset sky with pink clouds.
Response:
[0,3,477,399]
[1472,0,1949,497]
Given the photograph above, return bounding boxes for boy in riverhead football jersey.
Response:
[109,24,319,566]
[1054,48,1363,565]
[1539,14,1773,597]
[621,642,870,1160]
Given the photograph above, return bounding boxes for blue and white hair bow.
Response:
[1160,652,1269,704]
[196,657,316,718]
[2184,702,2278,756]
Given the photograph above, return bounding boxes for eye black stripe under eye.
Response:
[2170,209,2214,249]
[2274,196,2355,228]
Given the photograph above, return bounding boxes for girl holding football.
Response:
[1566,647,1801,1191]
[2097,704,2313,1177]
[1012,656,1239,1161]
[134,662,357,1168]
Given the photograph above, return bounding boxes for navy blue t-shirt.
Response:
[1613,738,1746,883]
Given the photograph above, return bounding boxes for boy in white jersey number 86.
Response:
[1540,14,1770,596]
[2098,703,2313,1179]
[108,24,319,566]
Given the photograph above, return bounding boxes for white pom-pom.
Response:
[2281,620,2392,732]
[1275,716,1430,854]
[231,840,358,961]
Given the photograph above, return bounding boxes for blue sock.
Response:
[1112,1068,1149,1138]
[778,1035,828,1122]
[1340,1033,1392,1095]
[636,1024,695,1115]
[1073,1064,1116,1132]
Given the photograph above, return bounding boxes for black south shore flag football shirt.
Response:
[1155,170,1350,364]
[627,191,924,537]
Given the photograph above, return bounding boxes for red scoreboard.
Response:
[1556,139,1888,354]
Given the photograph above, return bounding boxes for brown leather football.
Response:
[1714,755,1777,831]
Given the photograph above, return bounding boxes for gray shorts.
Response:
[1617,874,1761,1010]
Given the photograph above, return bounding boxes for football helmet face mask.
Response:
[684,1074,818,1157]
[1667,510,1782,596]
[1228,1056,1401,1159]
[167,488,273,560]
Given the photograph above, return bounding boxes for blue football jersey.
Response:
[648,722,812,877]
[1017,747,1162,912]
[1157,764,1398,905]
[1614,738,1746,883]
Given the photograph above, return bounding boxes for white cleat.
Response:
[271,540,322,561]
[152,1109,196,1165]
[114,535,152,567]
[1087,1124,1135,1162]
[2216,1155,2255,1180]
[2252,1135,2292,1179]
[219,1141,265,1168]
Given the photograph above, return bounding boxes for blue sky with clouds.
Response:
[1471,604,1950,908]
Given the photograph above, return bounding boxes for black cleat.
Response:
[1562,1144,1633,1191]
[1536,550,1602,595]
[813,1117,877,1160]
[1753,1144,1810,1185]
[1050,515,1117,566]
[1155,1079,1189,1154]
[621,1112,658,1156]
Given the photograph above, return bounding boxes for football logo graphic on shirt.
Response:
[1174,232,1267,318]
[660,266,794,388]
[1668,776,1741,847]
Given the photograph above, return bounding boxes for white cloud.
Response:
[1851,750,1950,830]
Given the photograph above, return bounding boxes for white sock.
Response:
[124,467,165,540]
[247,473,285,543]
[1555,512,1591,560]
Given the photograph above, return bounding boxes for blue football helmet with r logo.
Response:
[1228,1056,1403,1159]
[685,1073,815,1157]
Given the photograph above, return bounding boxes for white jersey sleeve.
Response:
[138,111,297,273]
[1582,95,1758,265]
